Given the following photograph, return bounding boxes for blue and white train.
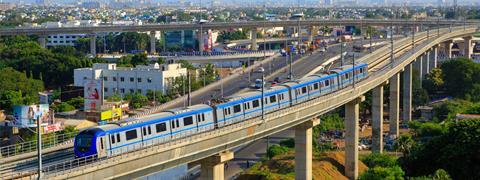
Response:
[74,62,369,158]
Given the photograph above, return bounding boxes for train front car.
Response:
[74,128,105,158]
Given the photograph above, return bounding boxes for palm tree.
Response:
[393,135,415,157]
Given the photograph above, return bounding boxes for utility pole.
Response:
[37,117,42,179]
[412,18,415,53]
[187,71,191,106]
[260,67,265,120]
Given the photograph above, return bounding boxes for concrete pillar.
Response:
[250,29,258,51]
[389,73,400,137]
[345,97,363,180]
[445,40,453,59]
[464,36,473,59]
[372,85,384,153]
[150,31,156,55]
[38,35,47,48]
[295,118,320,180]
[89,34,96,56]
[308,26,315,45]
[199,31,205,53]
[432,46,438,68]
[199,151,234,180]
[403,64,413,121]
[422,52,430,76]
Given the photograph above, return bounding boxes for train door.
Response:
[97,136,107,158]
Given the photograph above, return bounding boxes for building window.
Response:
[130,77,134,82]
[147,78,152,83]
[113,88,118,92]
[120,77,124,82]
[104,87,108,92]
[53,41,58,43]
[137,89,142,93]
[53,36,57,38]
[66,41,71,43]
[113,77,117,81]
[66,36,70,38]
[103,77,108,81]
[83,77,87,80]
[48,36,52,38]
[137,78,142,82]
[72,36,76,38]
[120,88,125,93]
[130,89,134,93]
[60,36,63,38]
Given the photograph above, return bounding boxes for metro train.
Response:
[74,62,369,158]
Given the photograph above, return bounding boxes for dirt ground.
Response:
[237,151,368,180]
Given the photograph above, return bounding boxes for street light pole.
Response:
[340,42,345,66]
[37,117,42,179]
[187,71,191,106]
[259,67,265,120]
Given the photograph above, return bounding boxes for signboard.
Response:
[100,108,122,121]
[84,79,103,110]
[12,104,51,128]
[43,123,62,134]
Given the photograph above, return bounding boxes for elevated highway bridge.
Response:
[2,24,479,180]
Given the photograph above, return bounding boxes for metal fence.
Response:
[0,131,77,159]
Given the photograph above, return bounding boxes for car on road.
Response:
[253,79,265,89]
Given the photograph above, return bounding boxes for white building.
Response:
[74,63,188,97]
[41,20,100,47]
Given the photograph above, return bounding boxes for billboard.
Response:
[84,79,103,110]
[100,108,122,121]
[12,104,51,128]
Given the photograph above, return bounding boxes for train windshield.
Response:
[75,133,94,152]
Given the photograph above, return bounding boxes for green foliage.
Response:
[106,93,122,102]
[217,30,248,42]
[423,68,444,95]
[266,144,289,159]
[400,119,480,179]
[0,68,44,112]
[394,135,416,158]
[315,114,344,132]
[408,121,447,138]
[440,57,480,101]
[178,60,195,70]
[146,90,171,103]
[359,166,405,180]
[66,97,84,109]
[131,53,149,66]
[362,153,399,168]
[124,93,148,109]
[432,99,472,121]
[52,102,75,112]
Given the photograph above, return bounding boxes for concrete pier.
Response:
[199,151,234,180]
[464,36,473,59]
[38,36,46,48]
[403,64,413,121]
[389,73,400,137]
[445,40,453,59]
[422,52,429,77]
[295,118,320,180]
[150,31,156,55]
[250,29,257,51]
[372,85,384,153]
[89,34,96,56]
[345,97,363,179]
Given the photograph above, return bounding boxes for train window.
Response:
[197,114,201,122]
[100,138,104,149]
[313,83,319,89]
[148,126,152,134]
[111,135,116,144]
[345,73,349,79]
[244,103,248,110]
[126,130,138,141]
[176,119,180,128]
[325,80,330,86]
[184,116,193,126]
[302,87,307,94]
[202,114,205,121]
[233,105,241,113]
[252,100,260,108]
[117,134,120,142]
[270,96,276,103]
[224,109,227,115]
[156,123,167,133]
[360,68,363,73]
[228,108,231,114]
[143,127,147,136]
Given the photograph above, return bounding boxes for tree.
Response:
[423,68,444,94]
[52,102,75,112]
[124,93,148,109]
[400,119,480,179]
[131,53,148,66]
[0,68,44,112]
[359,166,404,180]
[440,57,480,99]
[66,97,84,109]
[394,135,415,158]
[362,153,399,169]
[266,144,289,159]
